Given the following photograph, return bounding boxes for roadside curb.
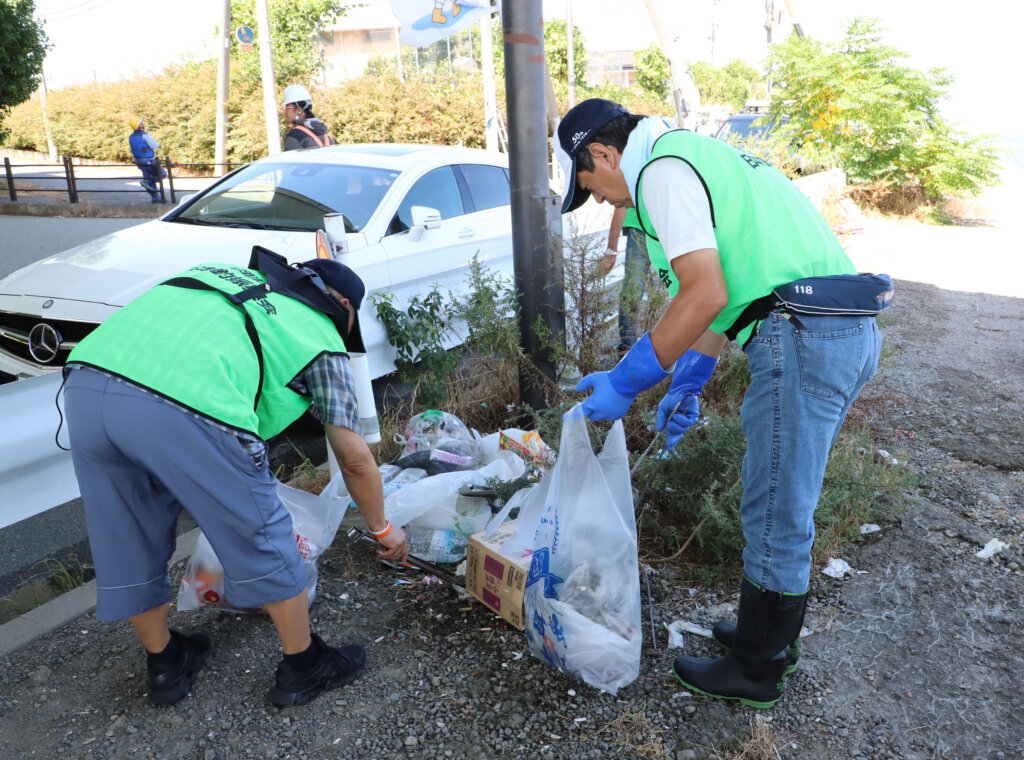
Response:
[0,527,200,659]
[0,202,167,219]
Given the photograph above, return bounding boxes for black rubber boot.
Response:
[711,619,800,675]
[673,578,807,708]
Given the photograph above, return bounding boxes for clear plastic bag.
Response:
[176,481,346,612]
[394,410,481,473]
[514,405,641,694]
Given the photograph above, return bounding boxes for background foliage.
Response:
[633,44,671,102]
[229,0,344,82]
[765,17,1001,199]
[0,0,49,138]
[689,59,763,110]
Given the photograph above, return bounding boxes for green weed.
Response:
[39,554,89,593]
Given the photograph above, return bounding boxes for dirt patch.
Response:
[0,212,1022,758]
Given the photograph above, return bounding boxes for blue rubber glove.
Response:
[657,349,718,450]
[576,333,670,420]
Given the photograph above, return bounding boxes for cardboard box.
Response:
[466,520,531,630]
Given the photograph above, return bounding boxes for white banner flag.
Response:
[390,0,497,48]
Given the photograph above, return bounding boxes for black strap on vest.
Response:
[160,276,266,412]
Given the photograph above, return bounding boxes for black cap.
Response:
[555,98,629,214]
[300,258,366,309]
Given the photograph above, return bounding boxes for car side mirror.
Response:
[408,205,442,242]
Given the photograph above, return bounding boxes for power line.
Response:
[41,0,117,21]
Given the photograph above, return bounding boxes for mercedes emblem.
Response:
[28,323,63,364]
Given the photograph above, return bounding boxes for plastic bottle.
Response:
[405,529,468,563]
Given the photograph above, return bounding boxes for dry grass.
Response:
[597,701,674,760]
[846,180,929,218]
[709,716,783,760]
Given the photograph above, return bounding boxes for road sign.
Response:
[239,43,254,52]
[236,25,255,44]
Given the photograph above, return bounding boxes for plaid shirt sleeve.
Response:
[288,353,362,433]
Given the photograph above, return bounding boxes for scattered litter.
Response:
[822,558,854,578]
[860,523,881,535]
[512,651,523,660]
[976,539,1008,559]
[374,635,385,644]
[80,630,88,635]
[671,691,692,699]
[574,717,587,723]
[567,689,576,697]
[875,449,899,466]
[856,570,869,575]
[665,620,713,648]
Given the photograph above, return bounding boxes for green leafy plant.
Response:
[766,17,1002,202]
[373,288,459,409]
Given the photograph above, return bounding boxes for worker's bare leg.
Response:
[264,589,313,654]
[130,602,171,653]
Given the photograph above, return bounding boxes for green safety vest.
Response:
[68,263,347,440]
[633,130,854,343]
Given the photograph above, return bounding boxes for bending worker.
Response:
[282,84,335,150]
[62,248,406,707]
[557,99,887,708]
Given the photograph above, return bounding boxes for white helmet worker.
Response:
[283,84,312,112]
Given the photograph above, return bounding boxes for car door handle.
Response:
[458,227,476,239]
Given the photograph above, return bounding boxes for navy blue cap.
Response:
[555,98,629,213]
[300,258,366,309]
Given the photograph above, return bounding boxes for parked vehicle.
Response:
[0,144,518,384]
[713,111,778,142]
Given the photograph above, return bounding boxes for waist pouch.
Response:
[726,273,894,342]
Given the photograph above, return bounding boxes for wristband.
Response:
[368,519,392,539]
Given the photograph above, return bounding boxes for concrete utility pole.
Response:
[480,14,499,152]
[643,0,701,127]
[38,72,58,162]
[501,0,565,408]
[566,0,575,107]
[214,0,231,176]
[255,0,281,155]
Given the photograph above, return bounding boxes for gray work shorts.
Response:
[63,367,307,621]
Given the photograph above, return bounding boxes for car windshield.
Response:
[717,116,773,140]
[172,162,400,233]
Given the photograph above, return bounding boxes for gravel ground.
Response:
[1,188,1022,759]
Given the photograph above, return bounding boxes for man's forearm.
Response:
[325,424,386,533]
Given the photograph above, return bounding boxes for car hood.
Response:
[0,221,318,308]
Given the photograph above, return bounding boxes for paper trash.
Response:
[976,539,1008,559]
[860,523,881,535]
[665,620,713,648]
[822,558,854,578]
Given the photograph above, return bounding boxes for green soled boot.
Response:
[673,578,807,708]
[711,619,800,675]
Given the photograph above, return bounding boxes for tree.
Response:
[230,0,344,83]
[634,44,670,101]
[488,18,587,89]
[0,0,49,133]
[689,59,760,110]
[766,18,1000,199]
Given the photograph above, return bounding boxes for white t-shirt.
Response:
[639,158,718,263]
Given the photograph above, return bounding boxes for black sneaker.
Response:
[266,634,366,707]
[147,630,212,706]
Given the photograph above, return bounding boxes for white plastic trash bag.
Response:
[177,481,346,612]
[515,405,642,694]
[386,456,523,531]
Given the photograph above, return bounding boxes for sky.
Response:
[34,0,1023,137]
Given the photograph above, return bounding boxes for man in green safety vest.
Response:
[556,99,883,708]
[62,248,407,707]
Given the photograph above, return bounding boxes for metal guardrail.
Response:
[0,371,79,530]
[2,157,244,205]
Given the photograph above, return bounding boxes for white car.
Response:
[0,144,517,383]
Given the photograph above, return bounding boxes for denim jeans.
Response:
[617,230,648,351]
[739,311,882,593]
